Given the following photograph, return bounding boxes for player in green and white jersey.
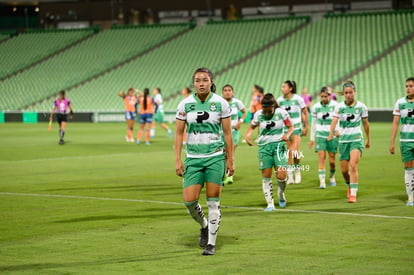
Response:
[221,84,247,184]
[277,80,309,185]
[245,93,294,211]
[309,87,339,189]
[328,80,370,203]
[151,88,173,138]
[390,77,414,206]
[175,68,234,256]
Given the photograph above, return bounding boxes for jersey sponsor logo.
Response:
[284,106,291,112]
[196,111,210,123]
[346,114,355,122]
[322,112,330,119]
[408,109,414,117]
[265,121,276,129]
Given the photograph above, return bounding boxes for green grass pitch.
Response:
[0,122,413,274]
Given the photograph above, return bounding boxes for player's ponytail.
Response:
[192,67,216,93]
[143,88,149,110]
[342,80,356,91]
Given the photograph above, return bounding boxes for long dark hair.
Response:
[406,77,414,82]
[222,84,234,91]
[284,80,297,94]
[143,88,150,110]
[261,93,279,108]
[192,67,216,93]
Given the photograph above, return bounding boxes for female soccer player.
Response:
[309,87,339,189]
[221,84,247,184]
[136,88,156,145]
[118,88,138,142]
[175,68,234,256]
[245,93,293,211]
[277,80,309,184]
[390,77,414,206]
[328,80,370,203]
[150,87,173,138]
[50,90,73,145]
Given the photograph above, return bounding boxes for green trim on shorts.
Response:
[183,154,225,188]
[400,142,414,163]
[339,141,363,161]
[291,129,302,137]
[315,136,338,153]
[258,141,288,170]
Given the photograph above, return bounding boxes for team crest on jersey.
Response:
[329,106,334,112]
[210,103,217,111]
[355,108,360,114]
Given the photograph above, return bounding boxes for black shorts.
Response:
[57,114,68,124]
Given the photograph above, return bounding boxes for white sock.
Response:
[405,169,414,202]
[350,183,358,196]
[184,201,208,228]
[150,128,155,136]
[319,169,325,185]
[207,199,221,246]
[277,178,286,200]
[262,177,274,207]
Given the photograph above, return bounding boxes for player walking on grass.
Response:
[175,68,234,256]
[328,80,370,203]
[390,77,414,206]
[150,88,173,138]
[50,90,73,145]
[221,84,247,184]
[309,87,339,189]
[136,88,156,145]
[118,88,138,142]
[277,80,309,184]
[245,93,293,211]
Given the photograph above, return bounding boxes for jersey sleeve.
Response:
[251,111,260,126]
[237,99,245,111]
[298,96,306,109]
[221,99,232,119]
[393,100,400,116]
[281,109,291,126]
[361,103,368,118]
[333,104,340,118]
[311,105,317,119]
[175,100,186,121]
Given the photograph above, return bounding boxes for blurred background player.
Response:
[328,80,370,203]
[301,87,313,113]
[249,84,264,121]
[221,84,247,184]
[151,87,173,138]
[175,67,233,256]
[118,88,138,142]
[180,87,192,145]
[277,80,309,184]
[309,87,339,189]
[137,88,156,145]
[50,90,73,145]
[390,77,414,206]
[245,93,293,211]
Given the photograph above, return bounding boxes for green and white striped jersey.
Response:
[277,94,306,131]
[251,108,291,146]
[228,98,245,129]
[176,93,231,158]
[154,94,164,113]
[393,96,414,143]
[311,100,338,140]
[333,101,368,143]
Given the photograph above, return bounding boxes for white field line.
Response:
[1,192,413,220]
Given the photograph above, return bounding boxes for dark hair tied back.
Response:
[284,80,297,94]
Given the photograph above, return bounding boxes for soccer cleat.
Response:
[198,227,208,247]
[348,195,357,203]
[406,201,414,206]
[319,183,326,189]
[145,141,150,145]
[264,205,276,211]
[136,141,140,145]
[287,176,294,185]
[294,170,301,184]
[168,130,173,138]
[329,177,337,187]
[223,176,233,184]
[278,199,286,208]
[59,139,64,145]
[125,136,129,142]
[202,244,216,255]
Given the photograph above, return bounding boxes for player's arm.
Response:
[49,106,56,120]
[301,107,309,136]
[175,119,186,177]
[118,90,125,98]
[245,124,257,146]
[308,113,316,149]
[390,115,400,154]
[362,117,370,149]
[234,108,247,130]
[283,118,294,141]
[327,116,338,141]
[222,117,234,177]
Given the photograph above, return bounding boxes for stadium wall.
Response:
[1,110,394,123]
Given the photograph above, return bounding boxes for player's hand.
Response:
[308,141,314,149]
[281,134,289,141]
[301,127,308,137]
[176,160,184,177]
[234,122,241,131]
[365,140,370,149]
[390,144,395,154]
[226,160,234,177]
[327,134,333,141]
[245,135,253,146]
